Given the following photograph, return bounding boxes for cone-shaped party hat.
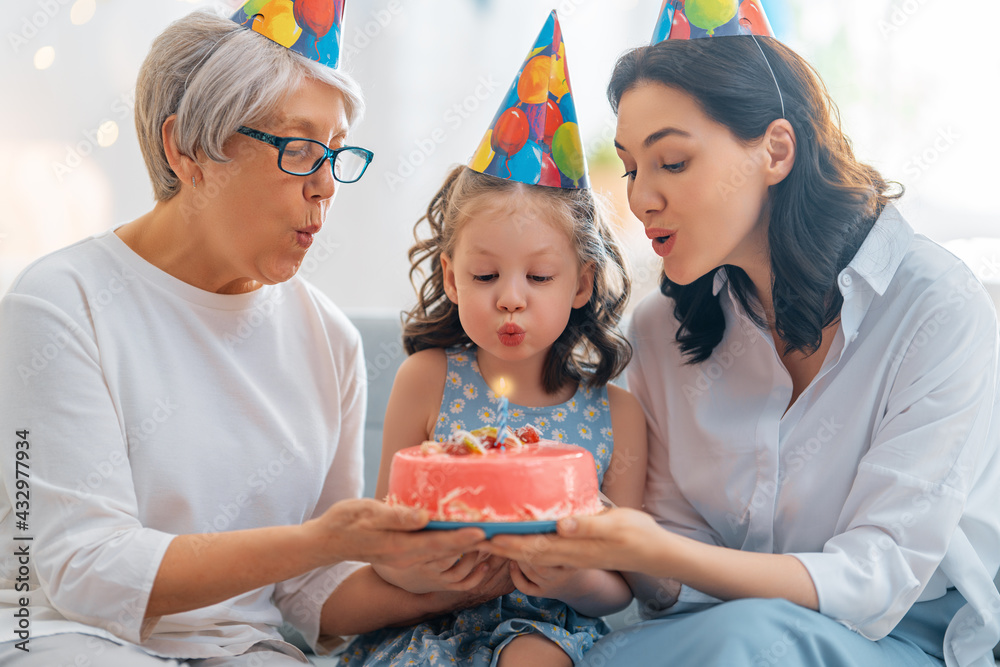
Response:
[651,0,774,43]
[469,11,589,189]
[231,0,345,69]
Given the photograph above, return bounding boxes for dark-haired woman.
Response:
[483,34,1000,667]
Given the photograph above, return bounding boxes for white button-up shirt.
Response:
[625,204,1000,667]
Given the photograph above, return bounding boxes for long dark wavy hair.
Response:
[404,166,632,394]
[608,37,902,363]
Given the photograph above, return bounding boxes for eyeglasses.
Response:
[236,126,374,183]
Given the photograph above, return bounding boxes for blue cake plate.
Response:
[425,520,557,538]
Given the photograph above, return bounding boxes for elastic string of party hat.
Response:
[750,33,785,119]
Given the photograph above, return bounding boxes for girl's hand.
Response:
[481,507,668,574]
[508,560,583,600]
[373,551,502,594]
[394,555,515,628]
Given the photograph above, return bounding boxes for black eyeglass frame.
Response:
[235,126,374,183]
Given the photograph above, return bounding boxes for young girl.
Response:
[341,163,647,667]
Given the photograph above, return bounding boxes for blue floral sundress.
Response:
[342,346,616,666]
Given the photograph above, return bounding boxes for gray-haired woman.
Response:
[0,11,510,666]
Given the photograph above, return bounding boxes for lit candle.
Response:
[495,377,509,443]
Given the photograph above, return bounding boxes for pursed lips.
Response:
[497,322,526,347]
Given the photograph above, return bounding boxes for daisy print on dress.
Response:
[450,398,465,414]
[567,398,579,412]
[477,406,496,423]
[452,351,471,365]
[578,424,593,440]
[463,384,478,399]
[447,371,462,389]
[551,429,567,442]
[583,404,600,421]
[552,408,567,422]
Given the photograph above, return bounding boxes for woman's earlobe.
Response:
[161,115,202,187]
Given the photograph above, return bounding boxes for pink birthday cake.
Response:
[385,425,604,522]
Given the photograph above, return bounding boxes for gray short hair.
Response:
[135,10,365,201]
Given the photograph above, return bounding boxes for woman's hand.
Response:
[373,551,508,594]
[304,498,485,569]
[481,507,668,574]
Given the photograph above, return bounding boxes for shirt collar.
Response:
[712,204,912,315]
[842,202,914,297]
[713,267,730,296]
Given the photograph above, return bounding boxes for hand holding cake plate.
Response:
[385,424,605,538]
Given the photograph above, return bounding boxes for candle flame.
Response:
[496,377,508,397]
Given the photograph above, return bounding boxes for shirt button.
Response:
[840,274,853,288]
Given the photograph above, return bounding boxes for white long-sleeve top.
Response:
[625,204,1000,667]
[0,229,367,660]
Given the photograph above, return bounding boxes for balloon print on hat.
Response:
[470,10,589,189]
[686,0,738,36]
[651,0,773,44]
[231,0,346,69]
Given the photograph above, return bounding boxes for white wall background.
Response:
[1,0,998,312]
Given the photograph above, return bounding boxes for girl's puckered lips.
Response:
[497,322,526,347]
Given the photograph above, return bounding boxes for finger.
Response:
[368,502,429,531]
[384,528,487,568]
[556,513,608,538]
[428,555,459,571]
[486,534,560,562]
[443,552,480,582]
[508,562,541,596]
[449,560,491,591]
[513,557,539,580]
[417,527,488,555]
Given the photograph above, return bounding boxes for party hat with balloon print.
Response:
[231,0,345,69]
[469,11,589,189]
[651,0,774,43]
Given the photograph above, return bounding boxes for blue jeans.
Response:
[581,590,967,667]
